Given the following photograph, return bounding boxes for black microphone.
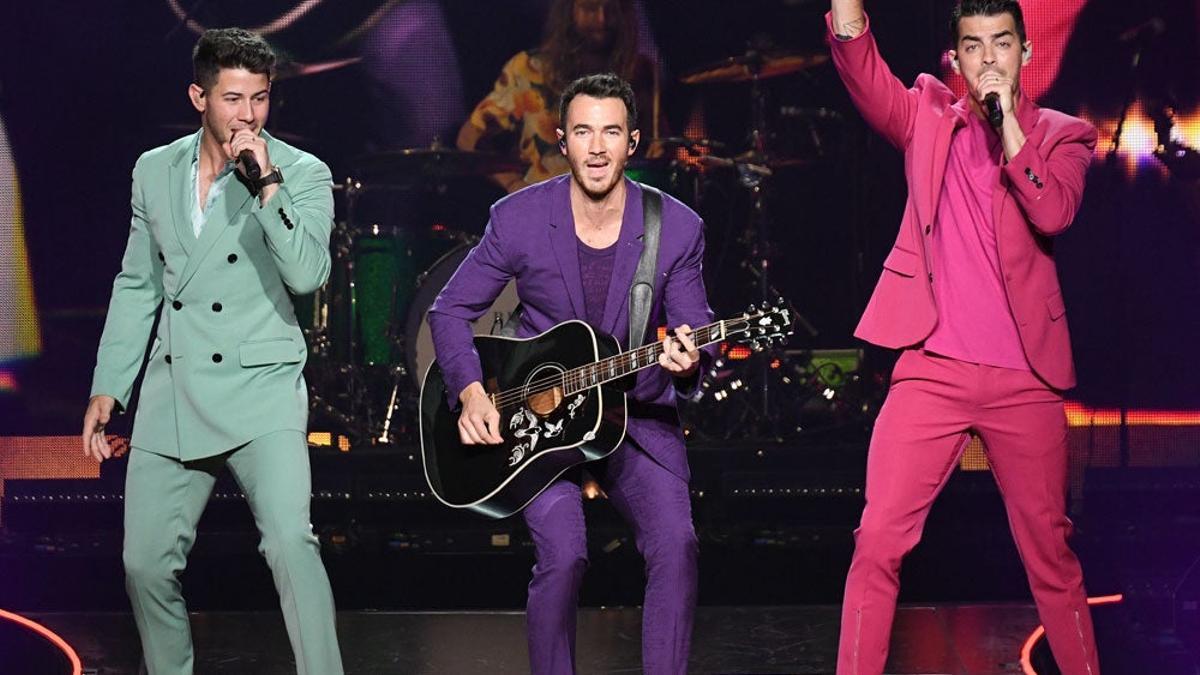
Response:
[238,150,262,181]
[984,93,1004,128]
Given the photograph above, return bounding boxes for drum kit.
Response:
[299,44,861,446]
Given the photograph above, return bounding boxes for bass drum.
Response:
[405,243,520,387]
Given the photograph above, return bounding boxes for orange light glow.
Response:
[1084,103,1200,177]
[0,608,83,675]
[0,370,16,393]
[727,345,752,361]
[1064,402,1200,427]
[1019,594,1123,674]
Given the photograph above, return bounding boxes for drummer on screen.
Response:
[456,0,660,193]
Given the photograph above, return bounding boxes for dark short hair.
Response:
[192,28,276,91]
[950,0,1027,46]
[558,73,638,134]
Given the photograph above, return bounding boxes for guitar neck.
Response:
[562,321,726,395]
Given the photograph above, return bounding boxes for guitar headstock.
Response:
[726,297,794,351]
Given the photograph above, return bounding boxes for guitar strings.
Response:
[489,322,726,409]
[487,318,760,410]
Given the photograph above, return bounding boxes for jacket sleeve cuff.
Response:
[1002,140,1050,203]
[250,184,299,245]
[89,379,130,414]
[672,350,711,400]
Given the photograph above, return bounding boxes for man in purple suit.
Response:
[428,73,714,674]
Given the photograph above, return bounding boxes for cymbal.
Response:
[353,145,525,181]
[275,57,361,81]
[680,51,828,85]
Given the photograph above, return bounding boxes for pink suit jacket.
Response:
[826,13,1097,390]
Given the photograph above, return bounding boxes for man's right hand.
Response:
[82,395,117,462]
[458,381,503,445]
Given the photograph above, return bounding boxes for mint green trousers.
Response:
[122,430,343,675]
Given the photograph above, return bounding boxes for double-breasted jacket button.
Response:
[212,302,223,312]
[227,253,238,264]
[165,355,172,364]
[212,353,223,363]
[158,252,165,262]
[172,300,183,310]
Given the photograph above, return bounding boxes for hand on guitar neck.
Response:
[657,325,701,378]
[458,381,503,445]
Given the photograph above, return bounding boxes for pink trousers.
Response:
[837,349,1100,675]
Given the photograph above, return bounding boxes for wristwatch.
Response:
[253,166,284,192]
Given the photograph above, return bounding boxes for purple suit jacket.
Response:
[428,175,714,481]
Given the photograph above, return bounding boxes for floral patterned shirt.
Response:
[462,50,570,185]
[462,50,658,185]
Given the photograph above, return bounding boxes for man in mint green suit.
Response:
[81,28,343,674]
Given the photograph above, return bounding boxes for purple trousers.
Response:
[522,440,698,675]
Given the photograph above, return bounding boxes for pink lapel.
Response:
[926,100,968,227]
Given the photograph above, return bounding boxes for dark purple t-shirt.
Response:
[578,238,617,327]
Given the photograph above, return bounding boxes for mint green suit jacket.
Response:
[91,130,332,461]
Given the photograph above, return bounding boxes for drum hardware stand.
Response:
[696,50,822,442]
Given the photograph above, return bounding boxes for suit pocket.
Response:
[238,337,303,367]
[882,246,919,278]
[1046,290,1066,321]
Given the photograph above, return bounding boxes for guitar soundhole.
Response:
[524,363,565,417]
[527,387,563,416]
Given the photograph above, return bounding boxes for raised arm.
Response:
[825,5,920,150]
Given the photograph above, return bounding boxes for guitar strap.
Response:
[495,183,663,348]
[629,184,662,350]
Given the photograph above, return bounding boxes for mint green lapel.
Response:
[175,171,255,294]
[168,131,200,256]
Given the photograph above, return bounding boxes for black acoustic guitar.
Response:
[419,300,793,518]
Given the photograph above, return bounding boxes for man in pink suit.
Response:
[825,1,1101,673]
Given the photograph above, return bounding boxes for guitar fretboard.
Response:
[562,321,726,395]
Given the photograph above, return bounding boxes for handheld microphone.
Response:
[984,93,1004,128]
[238,149,262,181]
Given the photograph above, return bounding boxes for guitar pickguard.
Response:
[506,394,585,467]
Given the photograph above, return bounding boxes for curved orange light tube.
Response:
[1019,594,1124,675]
[0,608,82,675]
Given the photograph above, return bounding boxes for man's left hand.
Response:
[659,325,700,378]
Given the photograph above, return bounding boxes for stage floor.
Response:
[31,604,1040,674]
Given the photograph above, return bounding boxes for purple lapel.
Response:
[548,176,587,320]
[599,179,645,340]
